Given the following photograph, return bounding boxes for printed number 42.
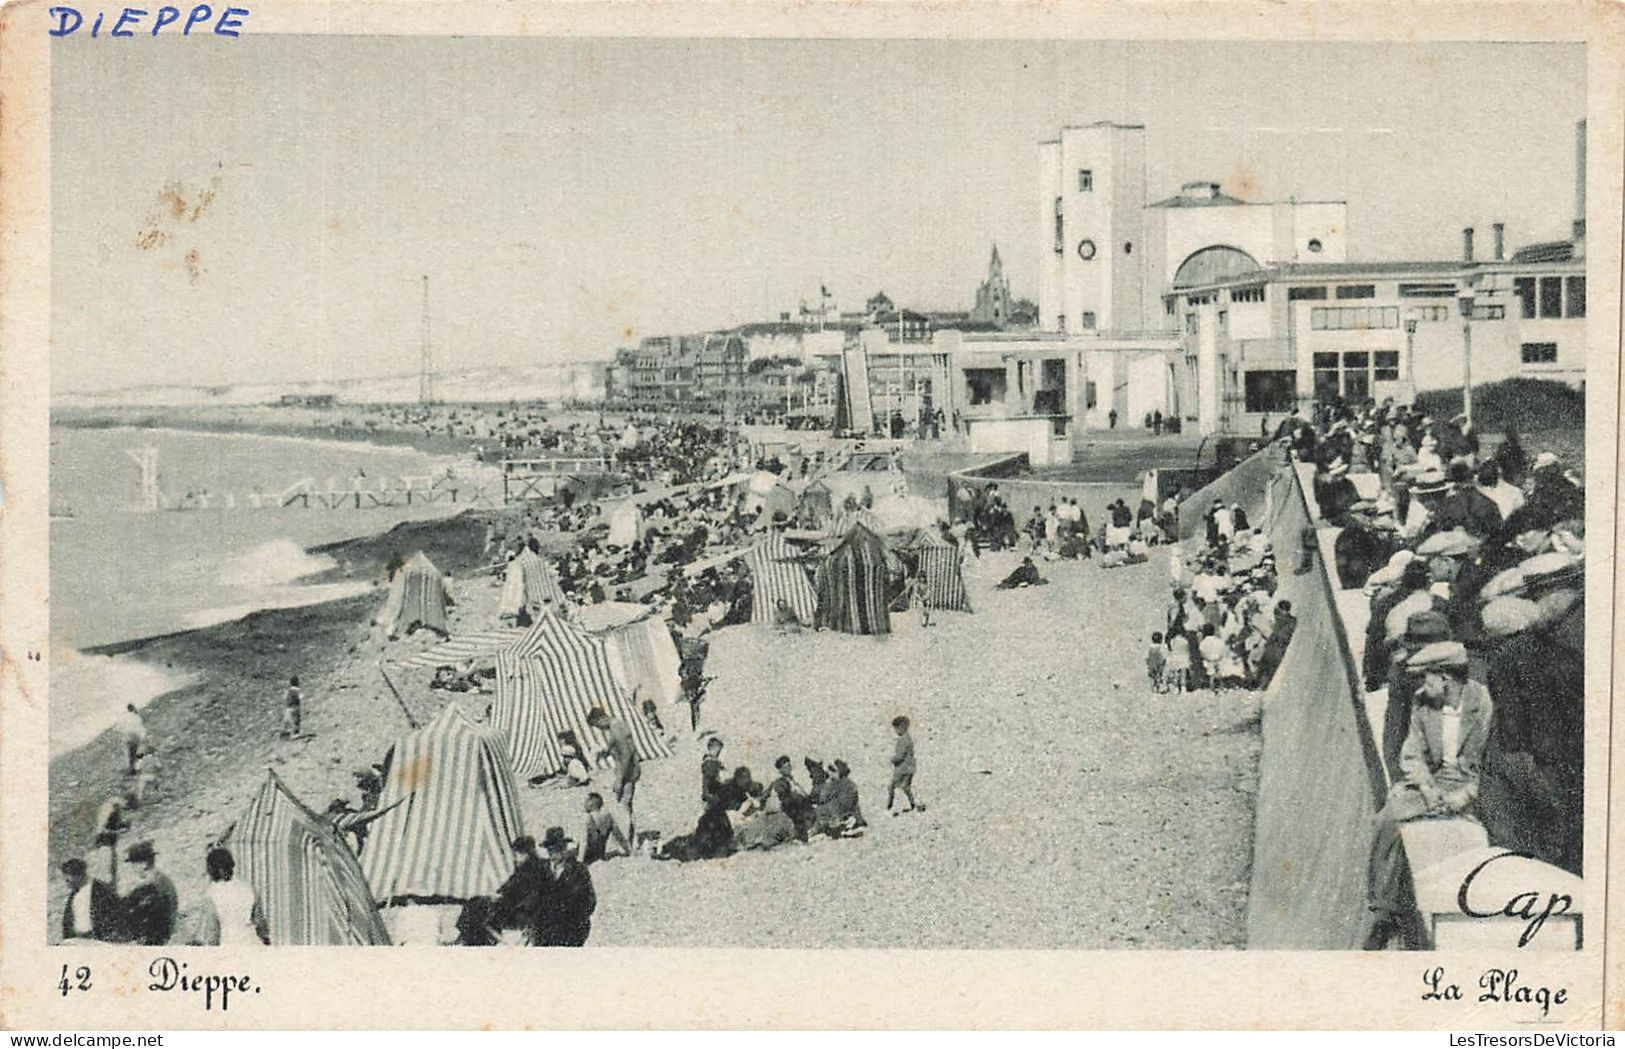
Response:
[58,965,91,996]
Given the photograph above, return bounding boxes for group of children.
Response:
[1145,522,1292,695]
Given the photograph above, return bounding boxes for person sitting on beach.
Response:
[658,765,751,862]
[194,847,269,947]
[813,760,866,838]
[734,784,798,852]
[580,792,631,864]
[768,755,816,840]
[493,836,548,945]
[556,732,592,786]
[995,557,1047,590]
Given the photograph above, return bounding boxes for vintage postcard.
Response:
[0,0,1620,1031]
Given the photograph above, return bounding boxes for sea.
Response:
[48,425,482,757]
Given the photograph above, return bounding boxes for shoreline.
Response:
[46,507,501,936]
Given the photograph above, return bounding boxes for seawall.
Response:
[1186,447,1388,948]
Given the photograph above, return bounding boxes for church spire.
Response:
[989,244,1002,276]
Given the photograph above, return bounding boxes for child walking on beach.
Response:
[887,716,922,815]
[1164,633,1190,694]
[1146,632,1168,693]
[280,677,303,739]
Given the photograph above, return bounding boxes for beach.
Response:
[48,490,1261,949]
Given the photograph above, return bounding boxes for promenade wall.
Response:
[1185,448,1389,948]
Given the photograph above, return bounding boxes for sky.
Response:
[52,37,1585,392]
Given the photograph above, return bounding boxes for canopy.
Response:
[815,524,892,635]
[226,771,392,945]
[746,531,818,626]
[394,628,525,670]
[360,704,525,903]
[490,612,674,777]
[378,552,450,638]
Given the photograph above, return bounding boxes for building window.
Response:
[1244,370,1297,413]
[1407,305,1449,323]
[1374,351,1400,382]
[1184,313,1197,334]
[1164,297,1176,317]
[1521,342,1558,364]
[1288,286,1328,301]
[1336,284,1377,299]
[1539,277,1562,318]
[1078,169,1093,192]
[1310,306,1400,330]
[1307,239,1323,253]
[1231,286,1265,303]
[1081,312,1096,330]
[1077,239,1097,261]
[1056,314,1067,333]
[1085,380,1097,409]
[1479,304,1506,320]
[1514,277,1537,319]
[1217,310,1228,333]
[1053,197,1064,255]
[1399,282,1457,298]
[1566,276,1586,318]
[1123,241,1133,255]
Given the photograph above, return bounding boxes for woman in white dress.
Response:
[194,847,268,946]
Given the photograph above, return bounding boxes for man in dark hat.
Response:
[536,827,596,947]
[1381,610,1453,781]
[493,836,548,945]
[119,841,178,946]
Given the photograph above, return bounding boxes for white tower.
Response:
[1037,123,1147,334]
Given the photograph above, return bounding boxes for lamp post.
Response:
[1403,318,1418,400]
[1456,278,1478,427]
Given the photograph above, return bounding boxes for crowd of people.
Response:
[1269,397,1583,950]
[1149,504,1293,695]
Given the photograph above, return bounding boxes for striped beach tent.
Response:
[226,771,392,945]
[395,628,524,670]
[378,552,450,639]
[498,547,567,619]
[799,479,834,528]
[745,532,818,626]
[908,529,972,612]
[573,603,684,709]
[814,524,892,635]
[826,506,887,538]
[359,704,525,904]
[491,612,674,778]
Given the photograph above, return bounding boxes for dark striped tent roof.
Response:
[379,552,450,637]
[359,704,526,904]
[746,532,818,626]
[491,612,674,778]
[499,547,566,617]
[227,771,392,945]
[815,524,892,635]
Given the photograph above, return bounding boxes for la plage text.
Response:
[47,5,249,36]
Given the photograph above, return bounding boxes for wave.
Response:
[50,652,199,758]
[218,539,337,587]
[183,580,375,631]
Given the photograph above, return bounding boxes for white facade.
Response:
[1037,123,1148,334]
